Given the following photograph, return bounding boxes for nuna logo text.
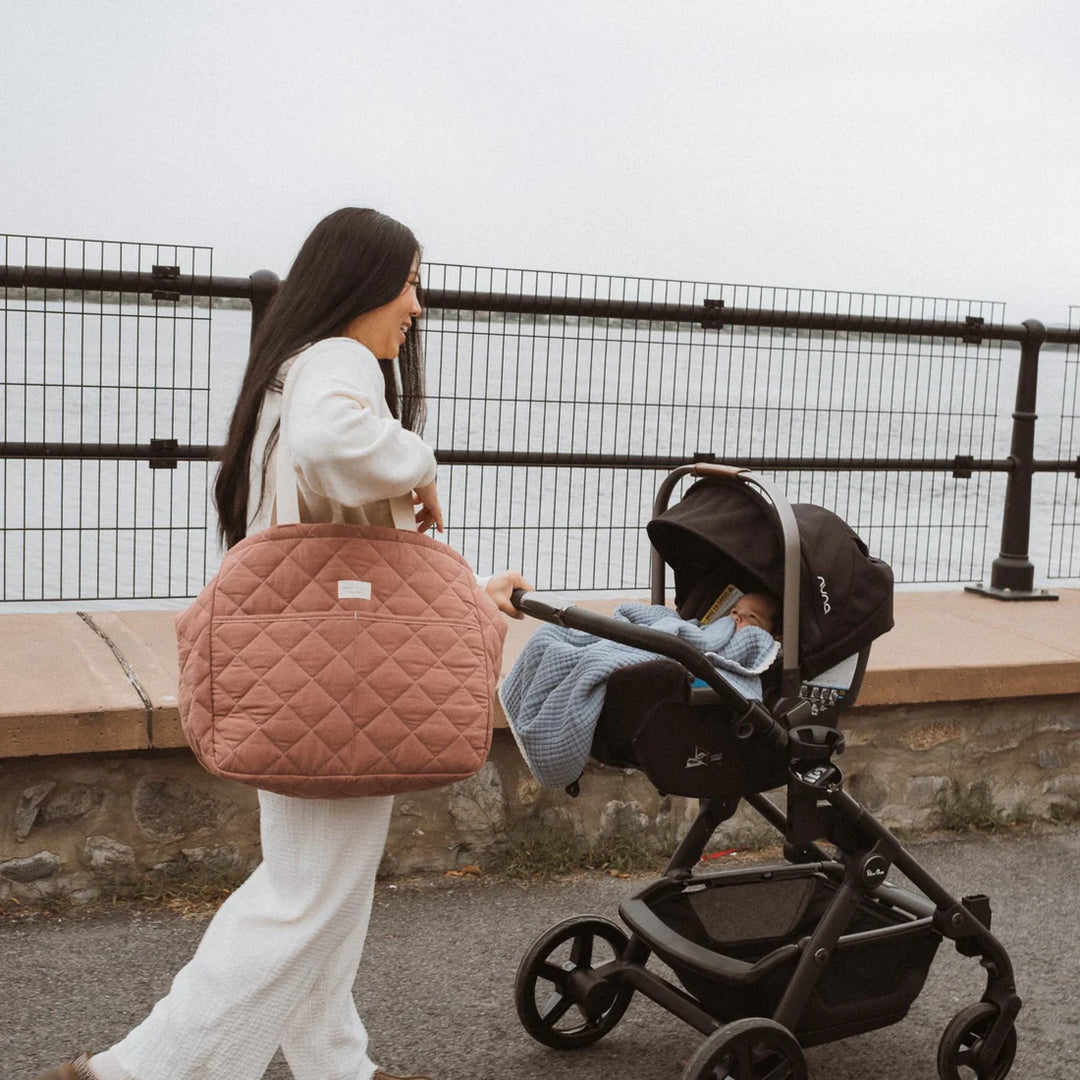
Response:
[817,575,831,614]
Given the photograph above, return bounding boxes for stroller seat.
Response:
[591,658,791,797]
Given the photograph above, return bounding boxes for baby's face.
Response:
[730,594,776,635]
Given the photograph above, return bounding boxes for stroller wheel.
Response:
[937,1003,1017,1080]
[682,1018,807,1080]
[514,915,633,1049]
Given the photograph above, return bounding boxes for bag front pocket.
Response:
[350,615,493,778]
[209,613,359,779]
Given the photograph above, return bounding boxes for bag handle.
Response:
[274,353,418,531]
[275,364,303,527]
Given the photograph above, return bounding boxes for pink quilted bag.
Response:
[176,523,506,797]
[177,360,506,797]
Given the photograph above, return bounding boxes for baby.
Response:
[729,592,778,637]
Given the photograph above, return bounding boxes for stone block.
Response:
[846,770,889,811]
[148,859,187,880]
[446,763,507,844]
[1038,747,1065,770]
[39,782,106,825]
[132,776,237,841]
[1046,773,1080,800]
[82,835,136,873]
[180,844,242,875]
[538,805,576,833]
[903,774,951,811]
[598,799,650,838]
[14,781,56,841]
[0,850,61,882]
[899,721,963,752]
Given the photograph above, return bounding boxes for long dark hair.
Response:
[214,208,426,548]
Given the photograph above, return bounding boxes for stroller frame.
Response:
[511,463,1021,1080]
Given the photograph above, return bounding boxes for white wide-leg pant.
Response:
[92,791,394,1080]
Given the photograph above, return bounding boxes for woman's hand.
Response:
[484,570,535,619]
[413,481,444,534]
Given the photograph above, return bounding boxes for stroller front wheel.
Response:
[937,1002,1017,1080]
[682,1017,807,1080]
[514,915,634,1049]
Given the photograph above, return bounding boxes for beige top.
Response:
[246,336,437,535]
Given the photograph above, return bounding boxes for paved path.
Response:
[5,828,1078,1080]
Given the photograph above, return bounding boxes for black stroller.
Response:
[509,463,1020,1080]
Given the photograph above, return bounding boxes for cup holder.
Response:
[787,724,846,761]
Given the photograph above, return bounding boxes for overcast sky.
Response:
[3,1,1079,322]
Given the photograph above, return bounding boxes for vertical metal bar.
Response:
[771,876,862,1032]
[650,463,696,603]
[247,269,280,343]
[969,319,1055,598]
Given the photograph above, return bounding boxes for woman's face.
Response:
[342,254,422,359]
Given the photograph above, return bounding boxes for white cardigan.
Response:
[246,337,437,535]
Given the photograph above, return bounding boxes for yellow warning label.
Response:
[700,584,743,626]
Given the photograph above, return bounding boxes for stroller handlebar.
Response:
[690,462,748,480]
[507,589,787,748]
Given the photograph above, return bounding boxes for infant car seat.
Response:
[590,476,894,795]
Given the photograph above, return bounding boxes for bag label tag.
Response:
[338,580,373,600]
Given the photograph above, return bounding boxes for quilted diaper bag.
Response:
[176,374,507,798]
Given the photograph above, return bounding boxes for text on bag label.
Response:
[338,580,373,600]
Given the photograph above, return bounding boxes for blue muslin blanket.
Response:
[499,603,781,788]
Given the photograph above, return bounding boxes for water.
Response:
[1,301,1077,606]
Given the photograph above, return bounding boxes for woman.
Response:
[38,207,531,1080]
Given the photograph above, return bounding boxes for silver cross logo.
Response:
[686,746,723,769]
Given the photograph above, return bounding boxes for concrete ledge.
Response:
[1,589,1078,759]
[859,589,1080,705]
[88,610,186,750]
[0,613,149,756]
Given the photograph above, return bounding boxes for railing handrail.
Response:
[6,262,1080,345]
[0,441,1050,474]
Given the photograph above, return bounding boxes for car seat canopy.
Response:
[647,477,894,679]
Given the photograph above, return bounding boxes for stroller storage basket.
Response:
[621,867,941,1046]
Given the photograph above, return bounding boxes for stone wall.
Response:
[840,694,1080,827]
[2,692,1078,903]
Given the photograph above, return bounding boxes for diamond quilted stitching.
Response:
[212,616,356,761]
[176,523,506,796]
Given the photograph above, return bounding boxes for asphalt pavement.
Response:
[5,827,1078,1080]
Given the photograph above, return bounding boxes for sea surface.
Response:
[1,300,1077,607]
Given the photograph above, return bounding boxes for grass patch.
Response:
[935,779,1032,833]
[102,870,242,915]
[585,831,666,875]
[487,819,665,880]
[487,822,582,879]
[0,868,244,923]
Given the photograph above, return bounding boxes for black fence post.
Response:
[248,269,281,343]
[966,318,1057,600]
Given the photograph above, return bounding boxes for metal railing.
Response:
[1,235,1078,603]
[1047,306,1080,579]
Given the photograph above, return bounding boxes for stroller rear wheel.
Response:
[937,1002,1017,1080]
[514,915,633,1049]
[682,1018,807,1080]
